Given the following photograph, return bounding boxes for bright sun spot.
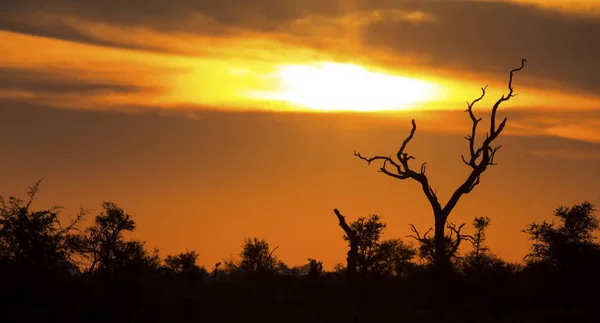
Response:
[248,62,441,112]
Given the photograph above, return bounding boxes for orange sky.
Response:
[1,0,599,269]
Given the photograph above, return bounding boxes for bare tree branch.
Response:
[333,208,358,278]
[354,120,441,213]
[446,222,474,258]
[406,224,432,242]
[269,245,280,259]
[353,59,526,267]
[444,59,526,215]
[461,86,486,167]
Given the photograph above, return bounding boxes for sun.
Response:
[248,62,441,112]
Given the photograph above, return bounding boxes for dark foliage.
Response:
[0,180,83,271]
[524,202,599,268]
[225,237,281,278]
[407,222,472,265]
[1,182,599,322]
[307,257,324,278]
[340,214,416,277]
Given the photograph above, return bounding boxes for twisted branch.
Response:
[353,59,526,264]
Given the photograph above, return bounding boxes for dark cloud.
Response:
[0,0,343,34]
[0,0,346,54]
[1,0,600,97]
[0,67,148,95]
[360,1,600,96]
[0,19,178,53]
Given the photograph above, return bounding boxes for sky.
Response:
[1,0,599,269]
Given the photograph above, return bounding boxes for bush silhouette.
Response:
[1,187,599,321]
[0,180,82,272]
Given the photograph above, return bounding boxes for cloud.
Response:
[506,0,600,17]
[505,109,600,143]
[0,67,143,95]
[364,108,600,144]
[2,0,600,101]
[530,148,600,161]
[0,0,343,39]
[0,63,166,112]
[359,1,600,97]
[1,0,599,141]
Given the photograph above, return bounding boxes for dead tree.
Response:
[355,59,526,273]
[333,208,358,280]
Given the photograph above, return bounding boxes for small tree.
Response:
[460,216,510,276]
[164,250,208,284]
[165,250,201,273]
[72,202,156,274]
[372,238,417,277]
[237,237,280,276]
[345,214,386,273]
[333,262,346,274]
[354,59,526,274]
[0,180,84,271]
[469,216,492,266]
[335,211,416,277]
[114,240,160,271]
[523,202,599,269]
[307,258,324,278]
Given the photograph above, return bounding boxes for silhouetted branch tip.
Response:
[351,59,524,269]
[269,246,280,259]
[407,224,433,242]
[353,119,436,200]
[420,162,427,174]
[446,222,474,256]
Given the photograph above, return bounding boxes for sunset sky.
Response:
[1,0,599,269]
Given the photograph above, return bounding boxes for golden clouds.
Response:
[1,1,600,143]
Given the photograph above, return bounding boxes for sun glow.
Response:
[248,62,442,112]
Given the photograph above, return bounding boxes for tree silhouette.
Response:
[307,258,324,278]
[71,202,157,275]
[165,250,200,273]
[164,250,207,285]
[5,180,600,321]
[113,239,160,272]
[228,237,280,277]
[333,209,358,280]
[468,216,492,266]
[459,216,512,276]
[354,59,526,274]
[523,202,599,269]
[372,238,416,277]
[336,212,416,277]
[0,180,83,271]
[345,214,386,274]
[407,222,472,264]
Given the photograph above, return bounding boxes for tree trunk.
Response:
[347,241,358,280]
[333,209,358,282]
[433,212,449,276]
[433,212,450,314]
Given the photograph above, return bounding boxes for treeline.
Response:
[1,180,599,323]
